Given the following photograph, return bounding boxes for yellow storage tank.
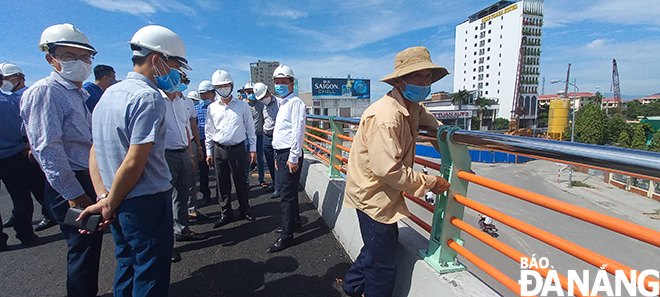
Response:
[548,99,569,140]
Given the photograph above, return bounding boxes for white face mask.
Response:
[215,87,232,99]
[261,96,271,106]
[56,59,93,82]
[1,80,14,93]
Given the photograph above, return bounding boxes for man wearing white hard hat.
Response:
[20,23,102,297]
[79,24,192,295]
[267,64,306,253]
[341,46,451,297]
[254,82,280,199]
[205,70,257,228]
[243,82,267,188]
[194,80,216,206]
[0,62,55,233]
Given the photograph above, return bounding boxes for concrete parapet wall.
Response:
[300,156,501,297]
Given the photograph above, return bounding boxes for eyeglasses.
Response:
[52,52,95,63]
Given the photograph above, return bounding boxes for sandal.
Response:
[260,182,268,188]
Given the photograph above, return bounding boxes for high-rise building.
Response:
[453,0,544,127]
[250,60,279,94]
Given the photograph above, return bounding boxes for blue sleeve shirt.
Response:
[83,82,103,113]
[91,72,172,200]
[0,92,25,159]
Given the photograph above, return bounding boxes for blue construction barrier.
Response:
[415,144,535,164]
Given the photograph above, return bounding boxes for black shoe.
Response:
[19,234,39,246]
[241,212,255,221]
[270,191,280,199]
[199,194,211,207]
[275,222,302,234]
[266,237,293,253]
[188,211,210,221]
[0,241,8,252]
[171,250,181,263]
[212,215,233,228]
[3,215,15,228]
[34,217,57,232]
[176,232,209,242]
[343,289,364,297]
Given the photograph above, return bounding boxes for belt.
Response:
[275,148,290,154]
[264,131,273,137]
[215,141,245,150]
[166,147,188,153]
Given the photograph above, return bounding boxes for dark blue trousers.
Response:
[275,149,302,240]
[44,170,103,297]
[343,210,399,297]
[263,135,279,193]
[110,190,174,297]
[0,152,36,243]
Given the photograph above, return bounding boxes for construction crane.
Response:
[612,59,622,114]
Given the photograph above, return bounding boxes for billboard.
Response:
[312,78,370,99]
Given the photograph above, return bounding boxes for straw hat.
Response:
[380,46,449,85]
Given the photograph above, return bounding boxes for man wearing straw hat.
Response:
[342,46,451,297]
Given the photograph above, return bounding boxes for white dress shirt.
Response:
[272,93,306,164]
[162,91,193,150]
[205,95,256,156]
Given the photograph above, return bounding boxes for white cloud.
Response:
[544,0,660,27]
[268,8,308,20]
[80,0,198,17]
[586,39,609,49]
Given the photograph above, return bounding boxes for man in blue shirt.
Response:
[20,23,102,297]
[0,73,38,250]
[79,24,191,296]
[83,64,115,113]
[195,80,215,205]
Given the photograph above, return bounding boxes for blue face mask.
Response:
[177,83,188,92]
[203,99,212,105]
[153,57,181,93]
[400,80,430,102]
[247,94,256,101]
[275,84,290,97]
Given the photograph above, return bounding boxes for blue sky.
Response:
[1,0,659,102]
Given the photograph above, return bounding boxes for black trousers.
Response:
[0,152,36,242]
[275,149,302,240]
[45,170,103,297]
[28,158,49,218]
[214,141,250,216]
[198,148,211,197]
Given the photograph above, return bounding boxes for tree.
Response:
[630,124,647,150]
[452,89,470,110]
[475,96,492,128]
[618,130,631,148]
[537,103,549,127]
[493,118,509,130]
[471,116,481,130]
[603,114,629,145]
[574,103,605,145]
[625,100,643,120]
[648,130,660,152]
[593,92,603,109]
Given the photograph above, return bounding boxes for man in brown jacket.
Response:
[342,46,451,297]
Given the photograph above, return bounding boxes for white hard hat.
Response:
[211,69,233,86]
[484,217,493,225]
[198,80,214,93]
[128,25,191,70]
[253,82,269,100]
[187,90,200,101]
[272,64,295,80]
[0,63,24,76]
[243,81,254,90]
[39,23,96,54]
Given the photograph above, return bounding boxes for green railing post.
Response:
[420,126,470,273]
[328,116,344,178]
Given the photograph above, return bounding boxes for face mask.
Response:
[262,96,271,106]
[177,83,188,92]
[399,80,430,102]
[247,94,256,101]
[56,59,93,82]
[110,79,118,86]
[1,80,14,93]
[275,84,290,97]
[153,57,181,93]
[215,87,232,98]
[203,99,212,105]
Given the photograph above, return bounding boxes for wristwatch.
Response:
[96,193,108,202]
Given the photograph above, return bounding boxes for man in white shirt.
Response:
[267,65,306,253]
[205,70,257,228]
[162,85,208,244]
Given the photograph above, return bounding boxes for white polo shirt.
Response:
[161,91,195,150]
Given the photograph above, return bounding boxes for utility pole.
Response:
[564,63,571,98]
[541,76,545,95]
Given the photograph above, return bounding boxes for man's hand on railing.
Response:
[431,176,451,194]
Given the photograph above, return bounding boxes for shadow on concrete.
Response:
[168,257,350,297]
